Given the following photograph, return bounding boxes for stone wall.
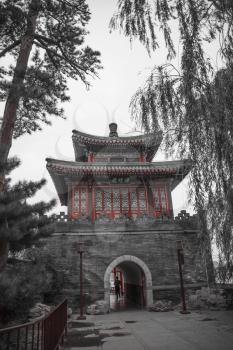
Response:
[42,220,208,308]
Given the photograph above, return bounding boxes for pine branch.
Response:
[35,36,97,83]
[34,40,59,69]
[34,34,58,46]
[0,40,21,58]
[0,158,56,250]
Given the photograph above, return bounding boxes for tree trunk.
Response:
[0,0,40,164]
[0,239,9,272]
[204,238,216,286]
[198,209,216,286]
[0,0,40,269]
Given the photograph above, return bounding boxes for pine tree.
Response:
[0,0,102,163]
[0,0,101,268]
[0,157,55,270]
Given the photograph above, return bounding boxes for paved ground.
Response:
[65,309,233,350]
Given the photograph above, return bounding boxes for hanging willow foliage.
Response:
[111,0,233,282]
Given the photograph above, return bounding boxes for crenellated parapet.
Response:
[175,210,198,229]
[47,210,198,232]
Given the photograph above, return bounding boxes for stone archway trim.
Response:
[104,255,153,307]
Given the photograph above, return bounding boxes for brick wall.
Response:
[42,222,207,308]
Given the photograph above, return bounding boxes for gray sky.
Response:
[1,0,221,216]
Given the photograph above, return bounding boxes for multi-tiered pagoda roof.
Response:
[46,123,191,207]
[72,128,163,162]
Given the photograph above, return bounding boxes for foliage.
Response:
[0,247,64,324]
[24,246,65,302]
[0,260,49,324]
[0,157,55,252]
[0,0,101,138]
[215,259,233,284]
[110,0,233,60]
[111,0,233,281]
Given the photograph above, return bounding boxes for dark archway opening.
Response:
[110,261,146,311]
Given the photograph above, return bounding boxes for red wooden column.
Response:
[78,188,81,216]
[102,190,105,213]
[111,190,114,219]
[71,186,74,218]
[166,184,174,218]
[86,187,89,217]
[147,185,154,217]
[92,186,95,223]
[145,186,149,215]
[120,271,124,296]
[87,181,92,221]
[158,186,163,217]
[128,190,131,217]
[136,189,140,217]
[120,191,123,214]
[88,152,94,162]
[139,152,145,162]
[67,183,73,219]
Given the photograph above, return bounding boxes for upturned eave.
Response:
[46,158,191,206]
[72,129,163,162]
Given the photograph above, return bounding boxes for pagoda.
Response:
[45,123,209,309]
[46,123,191,223]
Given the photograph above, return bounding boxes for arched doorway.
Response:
[104,255,153,309]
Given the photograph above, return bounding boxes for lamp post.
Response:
[176,240,190,314]
[74,242,86,320]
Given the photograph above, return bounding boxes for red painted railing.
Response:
[0,299,67,350]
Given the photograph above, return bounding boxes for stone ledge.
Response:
[152,283,207,291]
[50,229,199,237]
[54,222,198,232]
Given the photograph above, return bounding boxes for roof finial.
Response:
[109,122,118,137]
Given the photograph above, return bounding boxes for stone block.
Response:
[86,300,109,315]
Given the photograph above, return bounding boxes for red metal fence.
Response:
[0,299,67,350]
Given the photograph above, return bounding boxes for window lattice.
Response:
[104,189,111,210]
[81,189,86,213]
[113,189,121,210]
[72,185,170,219]
[121,189,128,210]
[72,187,88,216]
[95,189,102,210]
[74,191,79,209]
[153,189,161,211]
[138,189,146,211]
[160,189,167,211]
[130,190,137,210]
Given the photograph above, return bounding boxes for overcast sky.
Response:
[1,0,221,216]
